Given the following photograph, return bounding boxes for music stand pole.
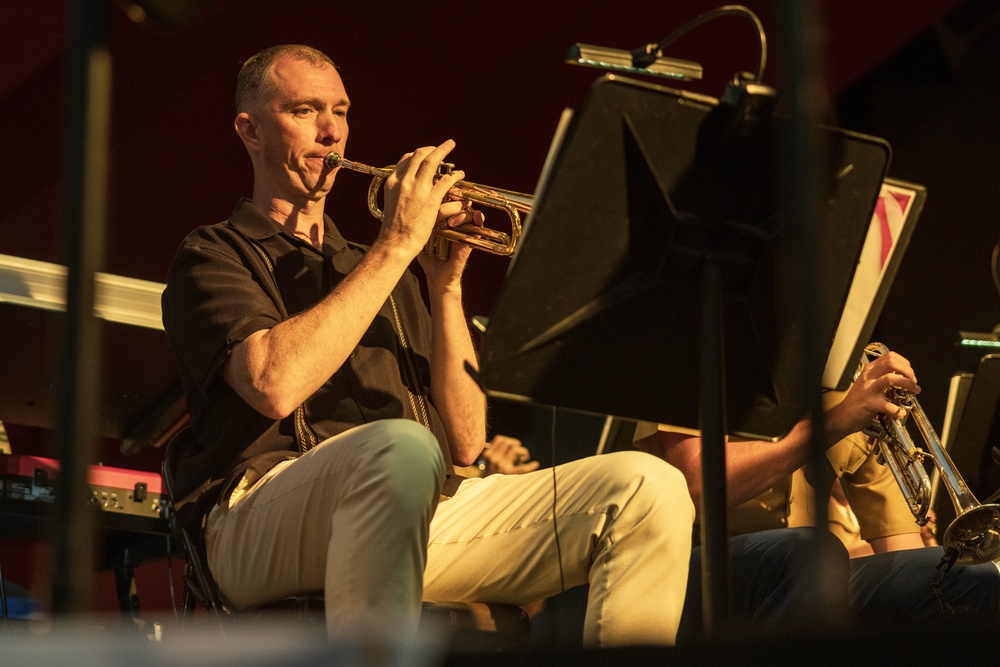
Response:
[699,255,731,637]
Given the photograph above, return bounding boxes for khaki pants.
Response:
[205,419,444,637]
[425,450,694,646]
[207,422,693,646]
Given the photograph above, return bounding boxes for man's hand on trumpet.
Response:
[417,189,486,291]
[824,349,921,445]
[379,140,466,262]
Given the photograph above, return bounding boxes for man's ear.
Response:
[235,112,259,149]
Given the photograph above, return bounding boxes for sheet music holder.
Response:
[822,179,926,390]
[479,75,890,439]
[478,74,890,636]
[942,371,975,451]
[933,354,1000,538]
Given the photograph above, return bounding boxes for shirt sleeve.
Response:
[836,432,921,540]
[822,392,920,540]
[162,232,282,397]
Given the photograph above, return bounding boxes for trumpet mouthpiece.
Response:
[324,152,343,169]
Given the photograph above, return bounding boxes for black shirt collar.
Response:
[228,198,349,253]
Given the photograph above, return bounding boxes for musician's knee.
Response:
[353,419,445,500]
[599,450,696,528]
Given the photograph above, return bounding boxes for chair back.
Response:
[162,427,229,622]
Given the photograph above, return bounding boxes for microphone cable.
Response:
[0,550,8,636]
[550,406,566,593]
[931,547,969,617]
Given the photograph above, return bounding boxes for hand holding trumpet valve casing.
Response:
[324,151,529,258]
[856,342,1000,564]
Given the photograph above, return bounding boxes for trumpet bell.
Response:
[944,504,1000,565]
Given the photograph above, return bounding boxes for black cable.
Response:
[165,536,179,620]
[551,407,566,593]
[931,547,969,617]
[992,236,1000,297]
[636,4,767,83]
[0,552,8,635]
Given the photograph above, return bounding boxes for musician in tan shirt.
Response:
[634,386,1000,630]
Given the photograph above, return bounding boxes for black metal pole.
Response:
[774,0,850,625]
[699,254,731,638]
[51,0,110,616]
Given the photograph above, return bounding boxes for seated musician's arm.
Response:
[636,420,818,519]
[635,349,920,520]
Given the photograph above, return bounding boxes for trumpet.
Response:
[855,342,1000,564]
[324,152,530,258]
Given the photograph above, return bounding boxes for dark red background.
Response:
[2,0,997,623]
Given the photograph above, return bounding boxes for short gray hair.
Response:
[235,44,336,113]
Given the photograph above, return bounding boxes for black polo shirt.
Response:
[161,199,461,507]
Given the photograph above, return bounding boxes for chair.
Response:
[161,428,530,651]
[160,428,234,629]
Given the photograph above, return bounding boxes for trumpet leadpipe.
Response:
[324,152,457,181]
[322,151,527,257]
[323,152,391,178]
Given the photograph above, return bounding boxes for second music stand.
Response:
[479,74,890,635]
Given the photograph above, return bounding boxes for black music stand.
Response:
[822,179,926,390]
[934,354,1000,537]
[478,75,890,635]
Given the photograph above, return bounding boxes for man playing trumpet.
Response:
[161,43,696,646]
[636,348,1000,638]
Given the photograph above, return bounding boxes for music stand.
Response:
[933,354,1000,537]
[822,179,926,390]
[478,74,890,633]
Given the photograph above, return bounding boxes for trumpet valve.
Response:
[423,234,451,260]
[862,419,886,444]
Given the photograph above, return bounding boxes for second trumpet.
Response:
[324,152,530,258]
[856,342,1000,564]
